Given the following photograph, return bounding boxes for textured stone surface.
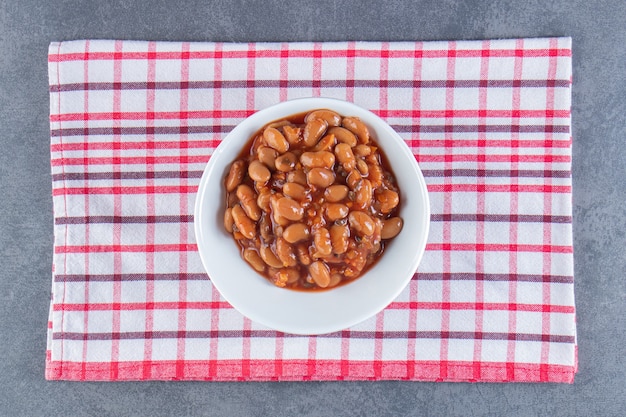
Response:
[1,0,624,415]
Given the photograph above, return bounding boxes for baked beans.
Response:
[224,109,403,290]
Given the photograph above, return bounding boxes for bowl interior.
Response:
[194,97,430,335]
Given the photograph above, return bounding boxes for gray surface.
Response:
[1,0,624,415]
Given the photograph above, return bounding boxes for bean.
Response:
[260,245,284,268]
[354,179,372,210]
[296,244,312,265]
[312,133,336,152]
[348,211,375,236]
[269,194,290,226]
[231,204,256,239]
[328,273,342,287]
[377,189,399,213]
[275,197,304,221]
[257,188,272,212]
[303,118,328,147]
[267,120,291,129]
[236,184,261,221]
[248,160,271,182]
[284,268,301,284]
[300,151,335,169]
[283,182,307,200]
[273,268,300,286]
[342,117,369,144]
[309,261,331,288]
[353,144,372,157]
[328,126,358,147]
[313,227,332,256]
[368,164,383,188]
[305,109,342,127]
[356,158,369,176]
[282,223,310,243]
[276,237,297,267]
[325,203,349,221]
[324,184,349,202]
[282,125,301,144]
[330,224,349,254]
[263,127,289,153]
[225,160,246,192]
[243,248,266,272]
[287,169,307,186]
[365,153,379,165]
[381,217,403,239]
[307,168,335,188]
[259,214,272,241]
[346,169,362,189]
[223,207,234,233]
[257,146,278,170]
[334,143,356,170]
[275,152,297,172]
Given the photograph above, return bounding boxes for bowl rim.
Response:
[194,97,430,335]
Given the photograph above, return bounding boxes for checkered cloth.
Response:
[46,38,577,382]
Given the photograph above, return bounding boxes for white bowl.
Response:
[194,97,430,335]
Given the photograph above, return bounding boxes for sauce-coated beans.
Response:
[381,217,403,239]
[225,160,246,192]
[224,109,403,290]
[305,109,342,127]
[257,146,278,170]
[282,182,307,200]
[328,126,358,147]
[303,118,328,147]
[263,127,289,153]
[236,184,261,221]
[309,261,331,288]
[342,117,369,144]
[248,160,271,183]
[307,167,335,188]
[324,184,349,202]
[282,223,310,243]
[300,151,335,169]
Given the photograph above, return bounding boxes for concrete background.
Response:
[1,0,624,415]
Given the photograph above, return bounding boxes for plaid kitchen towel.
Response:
[46,38,576,382]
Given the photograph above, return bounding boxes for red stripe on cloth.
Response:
[54,301,231,311]
[52,185,199,196]
[45,358,576,382]
[53,300,574,314]
[346,41,356,102]
[110,39,124,380]
[417,154,570,163]
[407,139,571,149]
[51,140,219,151]
[56,244,197,253]
[80,40,92,380]
[473,39,490,380]
[540,38,560,382]
[426,184,571,193]
[49,108,571,122]
[51,155,210,166]
[425,243,572,253]
[175,42,191,379]
[142,40,157,379]
[438,40,457,381]
[386,301,574,314]
[48,47,572,63]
